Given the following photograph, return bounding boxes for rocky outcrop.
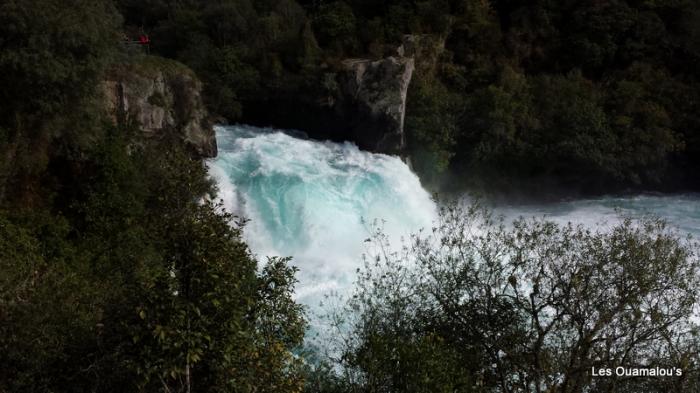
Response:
[335,56,415,154]
[238,38,437,155]
[101,57,217,158]
[239,54,415,155]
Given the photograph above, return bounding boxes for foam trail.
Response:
[209,125,437,310]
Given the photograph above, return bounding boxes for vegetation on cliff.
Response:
[2,1,700,392]
[0,1,305,392]
[116,0,700,194]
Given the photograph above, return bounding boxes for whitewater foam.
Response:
[209,125,438,309]
[209,125,700,321]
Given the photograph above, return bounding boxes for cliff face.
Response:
[240,51,416,155]
[232,35,454,155]
[102,57,217,158]
[335,56,415,154]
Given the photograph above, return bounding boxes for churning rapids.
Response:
[209,125,437,308]
[209,125,700,313]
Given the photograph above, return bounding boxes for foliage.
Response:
[313,1,358,54]
[117,0,319,121]
[0,0,120,118]
[0,125,307,392]
[0,0,121,202]
[328,203,700,392]
[404,76,460,184]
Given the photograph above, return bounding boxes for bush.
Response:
[329,202,700,392]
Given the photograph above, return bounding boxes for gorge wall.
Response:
[239,37,437,155]
[98,38,440,159]
[334,55,414,154]
[101,57,217,158]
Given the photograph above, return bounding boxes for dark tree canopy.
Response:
[107,0,700,194]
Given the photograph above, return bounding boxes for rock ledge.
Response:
[101,56,217,158]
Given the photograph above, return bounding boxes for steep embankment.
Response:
[101,56,217,158]
[239,36,448,156]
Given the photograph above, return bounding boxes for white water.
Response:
[498,194,700,236]
[209,125,700,314]
[209,125,437,308]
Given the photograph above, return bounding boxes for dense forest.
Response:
[1,0,700,392]
[115,0,700,194]
[0,1,306,392]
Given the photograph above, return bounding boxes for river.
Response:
[209,125,700,316]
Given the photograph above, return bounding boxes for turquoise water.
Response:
[497,194,700,237]
[209,125,437,305]
[209,125,700,311]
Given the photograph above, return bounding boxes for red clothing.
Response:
[139,35,150,44]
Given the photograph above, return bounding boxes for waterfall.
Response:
[209,125,700,317]
[209,125,438,308]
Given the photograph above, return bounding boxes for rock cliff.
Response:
[239,53,416,155]
[101,57,217,158]
[232,35,453,155]
[335,56,415,154]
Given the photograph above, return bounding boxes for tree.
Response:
[330,202,700,392]
[405,77,460,186]
[94,136,308,393]
[0,0,120,119]
[0,0,121,203]
[313,1,358,54]
[0,125,308,392]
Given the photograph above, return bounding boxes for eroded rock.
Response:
[101,57,217,158]
[335,56,415,154]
